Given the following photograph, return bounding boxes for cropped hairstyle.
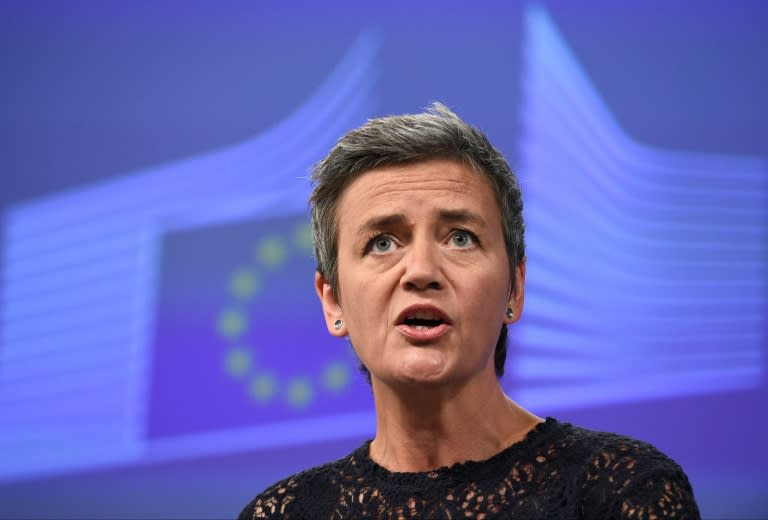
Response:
[310,102,525,381]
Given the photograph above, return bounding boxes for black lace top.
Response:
[239,418,700,519]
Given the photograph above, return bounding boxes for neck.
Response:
[368,373,542,473]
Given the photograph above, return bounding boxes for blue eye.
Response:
[450,230,476,248]
[369,235,395,254]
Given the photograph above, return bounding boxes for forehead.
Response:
[336,159,502,232]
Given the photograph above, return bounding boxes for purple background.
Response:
[1,1,766,518]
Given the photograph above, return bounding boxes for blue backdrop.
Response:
[1,1,766,518]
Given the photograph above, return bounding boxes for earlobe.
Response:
[314,271,347,336]
[504,259,526,324]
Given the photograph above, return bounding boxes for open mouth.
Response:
[403,316,446,330]
[396,306,452,339]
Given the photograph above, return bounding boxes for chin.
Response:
[393,363,460,388]
[400,370,446,385]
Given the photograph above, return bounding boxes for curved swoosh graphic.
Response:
[512,7,766,409]
[0,31,380,481]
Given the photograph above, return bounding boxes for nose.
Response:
[401,236,443,291]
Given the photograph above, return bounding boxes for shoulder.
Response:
[237,445,362,520]
[551,422,700,519]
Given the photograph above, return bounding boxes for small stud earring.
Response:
[505,308,514,319]
[333,319,343,330]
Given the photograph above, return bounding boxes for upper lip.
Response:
[395,304,452,325]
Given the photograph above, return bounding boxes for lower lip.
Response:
[396,323,451,342]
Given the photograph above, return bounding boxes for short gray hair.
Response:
[310,102,525,378]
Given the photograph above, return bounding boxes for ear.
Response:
[315,271,347,336]
[503,258,526,324]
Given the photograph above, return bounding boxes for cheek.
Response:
[461,272,509,325]
[341,281,393,370]
[339,271,393,335]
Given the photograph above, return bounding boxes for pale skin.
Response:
[315,158,542,473]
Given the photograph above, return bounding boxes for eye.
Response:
[367,234,397,255]
[448,230,477,249]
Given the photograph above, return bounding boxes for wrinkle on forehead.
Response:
[361,176,473,199]
[338,161,493,221]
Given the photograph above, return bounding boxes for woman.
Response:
[239,104,700,519]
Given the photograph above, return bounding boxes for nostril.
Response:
[404,280,442,291]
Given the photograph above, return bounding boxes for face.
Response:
[316,159,524,389]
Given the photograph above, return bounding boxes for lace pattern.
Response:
[239,418,700,519]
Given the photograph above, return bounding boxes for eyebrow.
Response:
[355,214,408,238]
[435,209,489,229]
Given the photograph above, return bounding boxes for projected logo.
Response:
[215,220,353,409]
[146,214,370,439]
[0,30,379,476]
